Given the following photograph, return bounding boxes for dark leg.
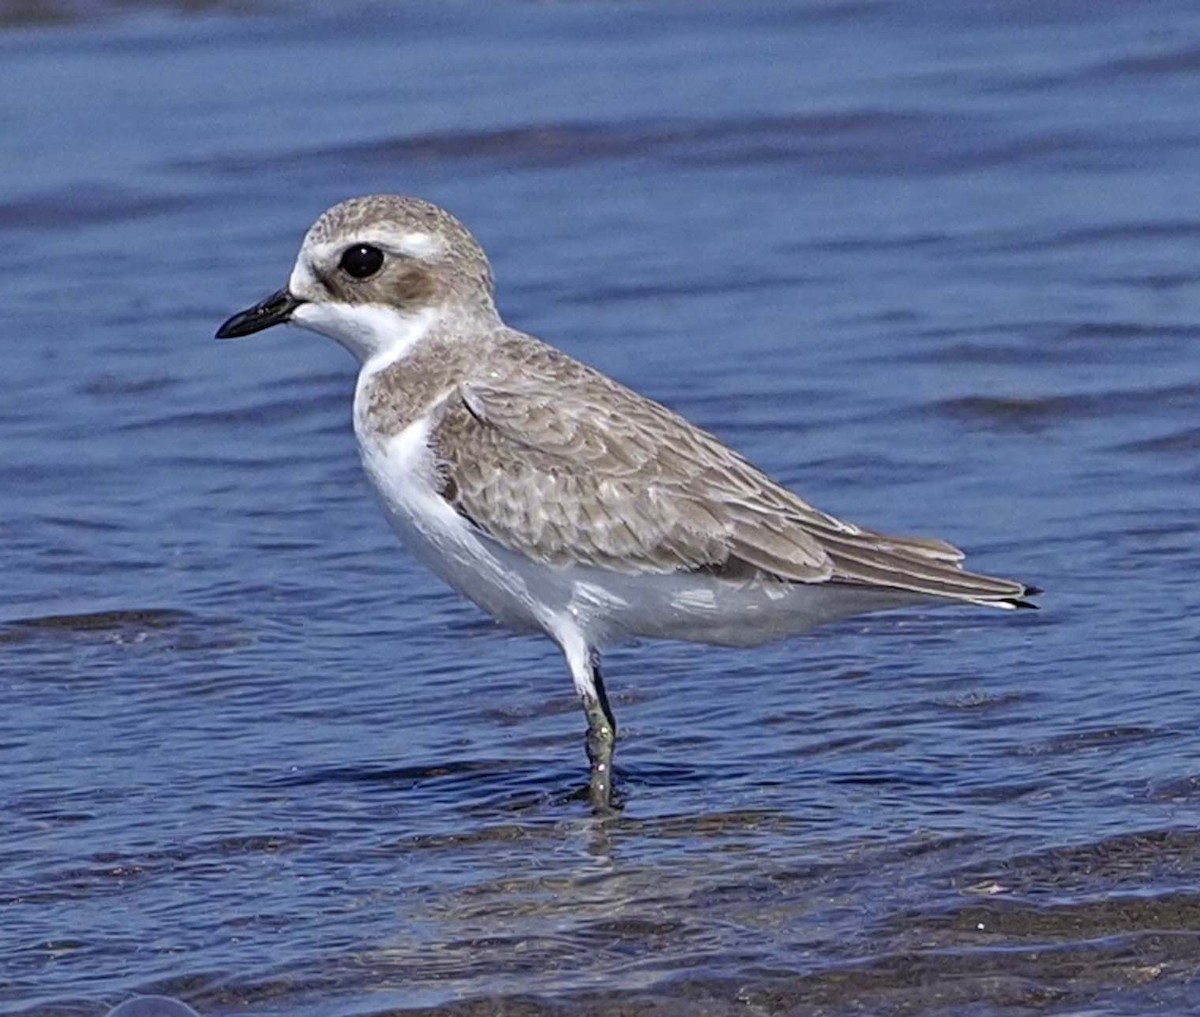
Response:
[581,650,618,812]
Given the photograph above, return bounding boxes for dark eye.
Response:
[339,243,384,279]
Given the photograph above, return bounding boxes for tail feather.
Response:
[816,526,1038,609]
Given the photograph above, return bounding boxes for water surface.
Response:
[2,2,1199,1015]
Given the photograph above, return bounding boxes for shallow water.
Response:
[2,2,1200,1015]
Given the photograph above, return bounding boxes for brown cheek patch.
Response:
[321,263,440,308]
[388,265,439,307]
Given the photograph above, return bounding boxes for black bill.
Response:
[215,288,304,339]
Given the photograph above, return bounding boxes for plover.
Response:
[216,195,1037,811]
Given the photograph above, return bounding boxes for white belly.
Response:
[354,409,558,633]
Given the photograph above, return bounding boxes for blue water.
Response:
[2,2,1200,1015]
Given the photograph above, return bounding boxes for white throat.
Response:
[289,301,441,366]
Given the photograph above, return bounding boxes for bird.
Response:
[216,194,1037,812]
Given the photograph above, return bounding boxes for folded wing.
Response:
[429,333,1033,607]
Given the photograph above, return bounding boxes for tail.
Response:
[820,526,1040,610]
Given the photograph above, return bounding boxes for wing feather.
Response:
[428,331,1031,604]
